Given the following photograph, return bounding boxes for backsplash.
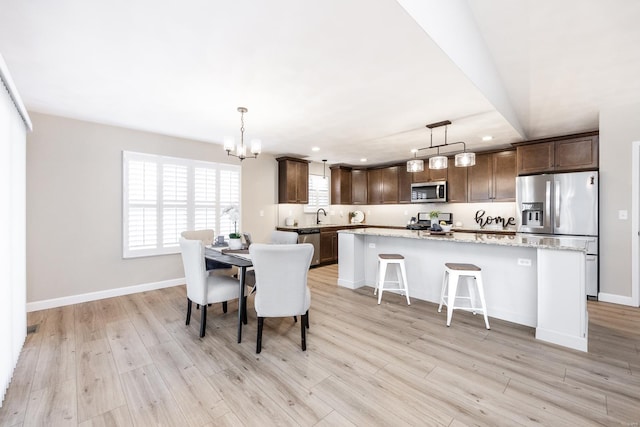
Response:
[278,202,517,230]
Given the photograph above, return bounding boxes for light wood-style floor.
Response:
[1,264,640,426]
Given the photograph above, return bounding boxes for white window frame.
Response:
[304,173,330,213]
[122,151,241,258]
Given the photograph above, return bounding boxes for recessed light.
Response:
[482,136,493,142]
[360,158,367,162]
[311,146,320,152]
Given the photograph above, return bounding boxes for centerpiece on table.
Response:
[222,205,243,249]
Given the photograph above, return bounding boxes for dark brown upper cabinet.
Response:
[515,132,599,175]
[330,166,352,205]
[411,165,448,183]
[447,160,468,203]
[277,157,309,204]
[381,166,399,204]
[397,165,413,203]
[468,150,516,202]
[351,169,368,205]
[367,168,383,204]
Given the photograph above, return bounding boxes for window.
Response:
[123,151,240,258]
[304,174,329,212]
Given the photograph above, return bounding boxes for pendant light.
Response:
[322,159,327,179]
[406,149,424,172]
[455,150,476,167]
[223,107,261,161]
[407,120,476,171]
[429,147,448,170]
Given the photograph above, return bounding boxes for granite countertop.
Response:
[338,227,591,252]
[278,224,518,234]
[277,223,369,231]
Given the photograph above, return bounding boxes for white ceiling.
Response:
[1,0,639,166]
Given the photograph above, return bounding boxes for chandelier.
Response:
[223,107,261,161]
[406,120,476,172]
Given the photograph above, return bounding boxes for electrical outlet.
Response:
[369,243,376,248]
[518,258,532,267]
[619,210,628,220]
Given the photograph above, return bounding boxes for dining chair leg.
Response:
[242,297,248,324]
[305,310,310,329]
[186,298,192,326]
[222,301,228,313]
[199,304,207,338]
[300,313,307,351]
[196,304,200,310]
[256,317,264,353]
[293,316,297,323]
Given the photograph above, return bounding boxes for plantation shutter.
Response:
[122,152,240,258]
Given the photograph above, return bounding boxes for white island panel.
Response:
[536,249,588,352]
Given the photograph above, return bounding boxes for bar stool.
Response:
[438,263,490,329]
[374,254,410,305]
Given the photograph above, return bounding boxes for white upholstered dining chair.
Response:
[249,243,314,353]
[181,229,233,275]
[179,237,240,337]
[180,229,215,245]
[244,230,299,289]
[270,230,299,244]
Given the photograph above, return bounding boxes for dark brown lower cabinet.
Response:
[320,230,338,264]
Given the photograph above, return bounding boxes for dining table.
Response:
[204,246,252,343]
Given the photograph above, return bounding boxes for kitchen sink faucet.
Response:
[316,208,327,224]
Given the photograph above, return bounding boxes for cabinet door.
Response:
[277,158,309,203]
[492,151,516,201]
[447,161,467,203]
[411,166,447,183]
[430,167,448,182]
[381,166,398,204]
[555,136,598,171]
[295,161,309,203]
[351,169,368,205]
[367,169,383,204]
[517,142,555,175]
[320,231,336,263]
[397,165,413,203]
[467,153,492,202]
[330,167,352,205]
[411,167,430,183]
[331,232,339,263]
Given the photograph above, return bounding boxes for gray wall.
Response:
[26,113,277,304]
[599,102,640,301]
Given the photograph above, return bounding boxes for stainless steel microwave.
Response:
[411,181,447,203]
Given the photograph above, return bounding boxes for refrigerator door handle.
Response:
[545,180,552,229]
[555,181,561,227]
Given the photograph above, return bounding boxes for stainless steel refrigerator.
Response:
[516,171,599,297]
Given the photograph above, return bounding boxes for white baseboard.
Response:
[337,278,365,289]
[535,327,588,352]
[26,277,185,312]
[597,292,637,307]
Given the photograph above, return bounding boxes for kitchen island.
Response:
[338,228,590,352]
